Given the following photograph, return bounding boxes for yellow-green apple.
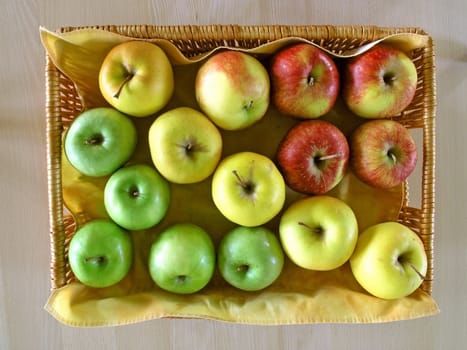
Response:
[99,41,174,117]
[279,196,358,271]
[277,120,349,194]
[68,219,133,288]
[104,164,171,231]
[212,152,286,227]
[350,221,427,299]
[343,44,418,118]
[350,119,417,189]
[148,107,222,184]
[64,107,137,177]
[195,50,270,130]
[270,43,340,119]
[148,223,215,294]
[217,226,284,291]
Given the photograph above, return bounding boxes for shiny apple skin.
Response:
[277,120,349,194]
[270,43,340,119]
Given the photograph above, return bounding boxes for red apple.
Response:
[350,119,417,189]
[342,44,418,119]
[270,43,340,119]
[277,120,349,195]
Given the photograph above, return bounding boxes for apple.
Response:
[64,107,137,177]
[350,119,417,189]
[270,43,340,119]
[211,151,286,227]
[195,50,270,130]
[68,219,133,288]
[148,223,215,294]
[279,196,358,271]
[342,44,418,118]
[99,40,174,117]
[277,120,349,194]
[148,107,223,184]
[218,226,284,291]
[104,164,171,231]
[350,221,427,299]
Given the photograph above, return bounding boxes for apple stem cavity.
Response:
[113,73,134,99]
[85,135,104,146]
[236,264,249,273]
[232,170,256,195]
[398,255,426,281]
[298,222,324,235]
[84,256,106,265]
[175,275,187,284]
[307,74,315,86]
[383,72,397,86]
[128,186,140,198]
[178,137,206,158]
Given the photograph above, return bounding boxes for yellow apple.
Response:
[350,221,427,299]
[148,107,223,184]
[211,152,285,227]
[99,41,174,117]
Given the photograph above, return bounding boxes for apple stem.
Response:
[298,222,323,235]
[175,275,187,284]
[383,73,397,85]
[85,136,103,145]
[113,73,134,99]
[307,75,315,86]
[318,153,342,161]
[388,150,397,164]
[244,100,254,110]
[408,262,426,281]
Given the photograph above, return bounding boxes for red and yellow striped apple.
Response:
[195,51,270,130]
[350,119,417,189]
[343,44,417,119]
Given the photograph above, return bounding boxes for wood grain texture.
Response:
[0,0,466,349]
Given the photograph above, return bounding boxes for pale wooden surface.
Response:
[1,0,466,349]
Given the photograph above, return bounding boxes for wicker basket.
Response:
[45,25,436,325]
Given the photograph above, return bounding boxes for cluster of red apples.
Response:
[271,43,419,195]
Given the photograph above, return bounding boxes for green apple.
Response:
[99,40,174,117]
[148,107,223,184]
[195,50,270,130]
[218,226,284,291]
[64,107,137,177]
[211,151,286,227]
[343,44,418,118]
[279,196,358,271]
[148,223,215,294]
[350,221,427,299]
[104,164,171,231]
[68,219,133,288]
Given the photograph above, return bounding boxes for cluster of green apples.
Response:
[65,39,427,300]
